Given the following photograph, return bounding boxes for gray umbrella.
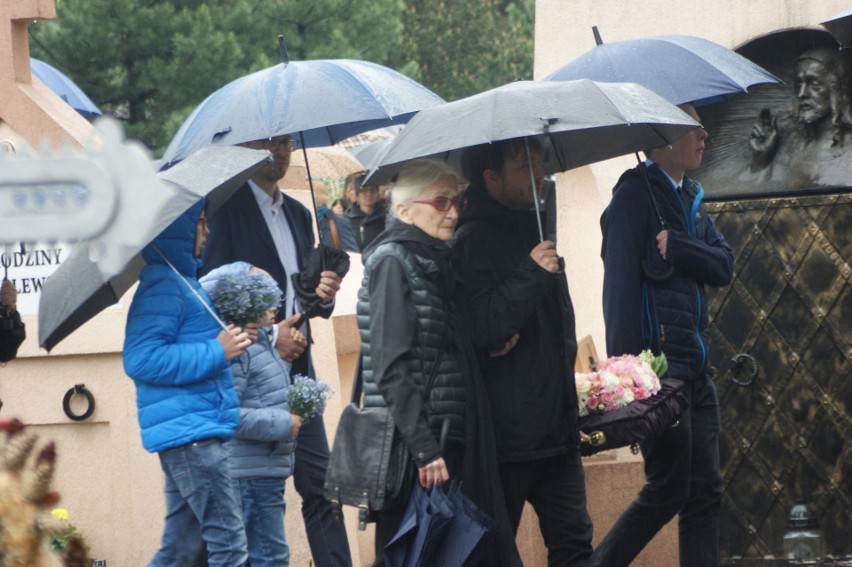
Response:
[364,79,700,186]
[38,145,271,351]
[348,139,392,172]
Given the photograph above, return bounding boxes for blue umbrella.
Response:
[160,41,444,167]
[544,29,781,107]
[30,58,102,118]
[385,482,492,567]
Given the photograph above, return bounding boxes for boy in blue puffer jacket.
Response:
[200,262,303,567]
[123,201,252,567]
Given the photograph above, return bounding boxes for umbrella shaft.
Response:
[524,138,545,243]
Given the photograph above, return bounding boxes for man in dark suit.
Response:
[201,133,351,567]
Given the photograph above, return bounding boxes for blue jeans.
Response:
[500,453,594,567]
[591,377,723,567]
[149,439,248,567]
[232,478,290,567]
[293,412,352,567]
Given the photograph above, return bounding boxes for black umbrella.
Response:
[821,8,852,48]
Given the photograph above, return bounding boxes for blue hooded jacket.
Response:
[123,200,240,453]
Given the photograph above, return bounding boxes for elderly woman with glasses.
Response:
[356,159,520,566]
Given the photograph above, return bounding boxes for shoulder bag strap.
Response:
[327,214,342,249]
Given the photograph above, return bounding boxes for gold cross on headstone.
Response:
[0,0,56,84]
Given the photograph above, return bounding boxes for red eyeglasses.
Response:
[412,195,466,212]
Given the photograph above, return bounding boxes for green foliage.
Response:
[28,1,533,156]
[390,0,534,101]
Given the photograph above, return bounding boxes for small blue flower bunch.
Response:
[288,375,333,424]
[207,270,282,327]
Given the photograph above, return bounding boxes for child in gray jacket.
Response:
[201,262,303,567]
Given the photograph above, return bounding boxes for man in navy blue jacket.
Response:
[593,103,734,567]
[201,134,351,567]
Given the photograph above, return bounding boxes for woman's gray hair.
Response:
[388,159,459,219]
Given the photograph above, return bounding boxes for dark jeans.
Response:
[591,376,723,567]
[152,439,248,567]
[501,453,594,567]
[294,412,352,567]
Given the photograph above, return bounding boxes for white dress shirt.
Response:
[248,180,301,319]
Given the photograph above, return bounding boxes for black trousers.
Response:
[591,377,723,567]
[500,452,594,567]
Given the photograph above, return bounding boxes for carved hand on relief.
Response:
[748,108,779,171]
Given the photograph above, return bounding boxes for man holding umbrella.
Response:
[452,137,594,566]
[201,133,351,567]
[595,103,733,567]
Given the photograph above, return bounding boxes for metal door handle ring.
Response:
[729,353,758,387]
[62,384,95,421]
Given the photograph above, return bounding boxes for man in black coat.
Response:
[452,138,593,567]
[201,134,351,567]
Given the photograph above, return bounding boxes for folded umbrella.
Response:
[428,482,494,567]
[38,145,271,351]
[290,243,351,321]
[384,484,457,567]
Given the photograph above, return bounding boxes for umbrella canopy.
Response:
[821,8,852,48]
[30,58,102,118]
[160,58,445,167]
[289,146,364,180]
[544,32,781,107]
[349,139,392,172]
[364,79,701,186]
[38,145,271,351]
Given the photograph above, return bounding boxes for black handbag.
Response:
[324,356,394,530]
[579,377,689,456]
[324,355,417,530]
[324,335,449,530]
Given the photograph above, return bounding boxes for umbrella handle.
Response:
[634,155,676,283]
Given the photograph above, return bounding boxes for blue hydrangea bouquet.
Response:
[206,270,282,327]
[288,375,333,424]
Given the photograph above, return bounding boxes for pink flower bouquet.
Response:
[575,350,666,417]
[575,350,688,456]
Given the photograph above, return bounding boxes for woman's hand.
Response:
[418,457,450,489]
